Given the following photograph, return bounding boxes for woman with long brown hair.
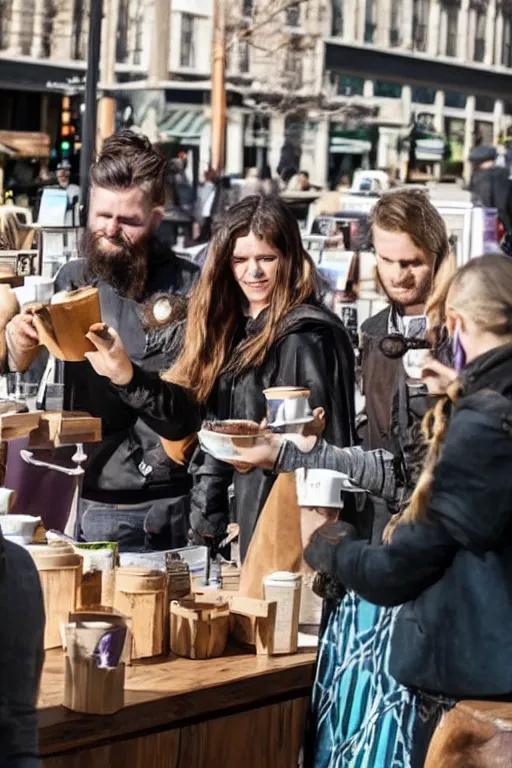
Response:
[299,253,512,766]
[87,195,356,558]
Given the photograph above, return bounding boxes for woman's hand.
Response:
[300,506,339,550]
[85,324,134,386]
[421,356,458,395]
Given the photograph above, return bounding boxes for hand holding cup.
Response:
[85,324,134,386]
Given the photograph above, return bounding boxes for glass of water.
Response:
[44,383,65,412]
[5,374,39,411]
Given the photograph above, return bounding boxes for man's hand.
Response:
[85,324,134,386]
[6,311,40,353]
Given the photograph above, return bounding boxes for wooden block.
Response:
[0,411,41,441]
[28,411,102,448]
[228,596,277,656]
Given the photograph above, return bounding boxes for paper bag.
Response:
[238,473,304,600]
[30,287,101,362]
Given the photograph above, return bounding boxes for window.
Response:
[332,0,343,36]
[445,90,466,108]
[390,0,401,45]
[412,0,429,51]
[374,80,402,98]
[180,13,196,68]
[338,75,364,96]
[285,42,303,88]
[0,0,12,50]
[133,0,144,65]
[412,87,435,103]
[504,17,512,67]
[239,40,249,73]
[446,6,458,57]
[475,95,495,112]
[242,0,253,17]
[474,10,485,61]
[116,0,129,63]
[286,3,301,27]
[71,0,86,59]
[20,0,35,55]
[364,0,377,43]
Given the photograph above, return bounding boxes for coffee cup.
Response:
[295,468,356,508]
[263,387,312,429]
[403,348,430,384]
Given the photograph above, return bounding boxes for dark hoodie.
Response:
[304,343,512,699]
[0,533,45,766]
[115,303,356,559]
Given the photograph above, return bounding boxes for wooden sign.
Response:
[0,130,50,158]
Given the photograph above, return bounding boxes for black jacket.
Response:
[116,303,356,559]
[305,343,512,699]
[54,242,200,504]
[470,165,512,230]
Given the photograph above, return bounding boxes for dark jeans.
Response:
[411,692,456,768]
[77,495,190,551]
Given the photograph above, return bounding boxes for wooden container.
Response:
[170,598,230,660]
[77,570,103,611]
[31,286,101,362]
[165,556,191,601]
[113,568,168,659]
[28,544,82,650]
[63,655,125,715]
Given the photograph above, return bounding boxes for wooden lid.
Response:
[115,567,166,594]
[27,543,82,570]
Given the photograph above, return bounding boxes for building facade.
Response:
[0,0,511,186]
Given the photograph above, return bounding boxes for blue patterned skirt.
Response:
[309,592,416,768]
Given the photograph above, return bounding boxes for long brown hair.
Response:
[370,189,456,344]
[385,254,512,541]
[164,195,319,403]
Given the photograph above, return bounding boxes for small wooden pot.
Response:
[113,568,168,659]
[63,655,125,715]
[170,599,230,660]
[28,545,82,650]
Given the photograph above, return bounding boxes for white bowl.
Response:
[198,420,266,461]
[0,515,41,545]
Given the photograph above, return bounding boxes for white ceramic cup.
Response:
[263,387,312,426]
[295,468,356,508]
[403,348,430,383]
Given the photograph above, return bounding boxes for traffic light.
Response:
[59,96,74,159]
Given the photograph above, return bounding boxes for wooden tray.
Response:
[28,411,102,448]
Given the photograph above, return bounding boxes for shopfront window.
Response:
[239,40,250,73]
[445,90,466,108]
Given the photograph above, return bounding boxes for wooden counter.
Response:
[38,647,316,768]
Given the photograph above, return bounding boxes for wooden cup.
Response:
[63,655,125,715]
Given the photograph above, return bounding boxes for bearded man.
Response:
[3,130,200,550]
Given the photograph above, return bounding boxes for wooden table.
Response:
[38,647,316,768]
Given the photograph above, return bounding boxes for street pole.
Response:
[211,0,226,174]
[80,0,103,217]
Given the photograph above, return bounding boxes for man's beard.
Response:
[82,229,149,300]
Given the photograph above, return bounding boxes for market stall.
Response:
[38,647,315,768]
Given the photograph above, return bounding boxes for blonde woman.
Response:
[301,254,512,766]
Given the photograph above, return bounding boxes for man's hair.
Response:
[89,129,166,206]
[300,170,309,178]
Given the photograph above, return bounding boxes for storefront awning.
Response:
[329,137,372,154]
[158,109,206,146]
